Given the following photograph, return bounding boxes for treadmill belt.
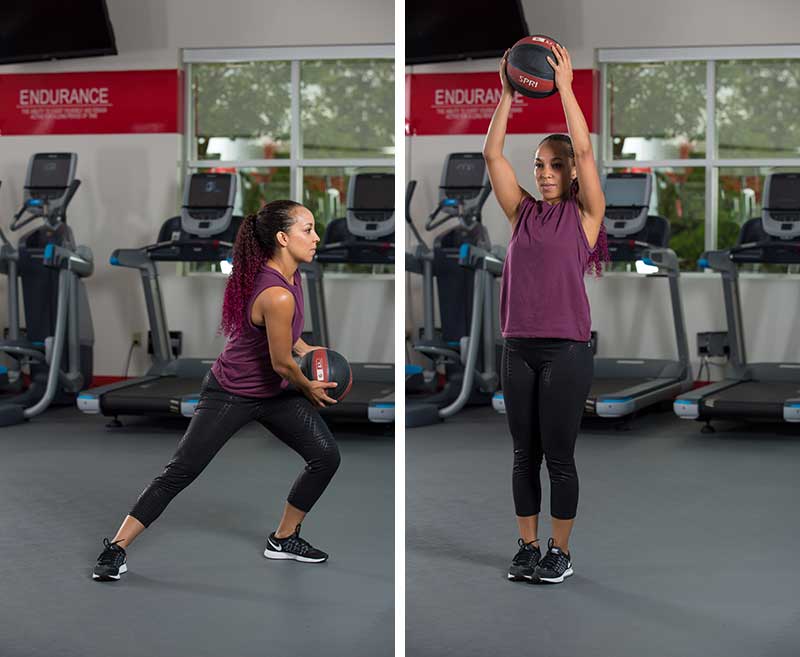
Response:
[702,380,800,419]
[102,377,201,416]
[588,378,657,398]
[321,381,393,420]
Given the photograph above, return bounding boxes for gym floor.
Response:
[407,406,800,657]
[0,408,393,657]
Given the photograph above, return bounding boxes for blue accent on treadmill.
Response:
[598,397,633,403]
[110,255,119,266]
[698,258,709,268]
[459,243,469,259]
[406,364,423,375]
[642,257,655,266]
[184,398,200,404]
[446,341,459,347]
[493,392,504,399]
[443,198,458,207]
[78,394,95,400]
[226,257,233,264]
[44,244,54,260]
[32,341,45,346]
[372,403,394,408]
[29,199,43,207]
[786,403,800,408]
[674,400,693,405]
[0,366,7,374]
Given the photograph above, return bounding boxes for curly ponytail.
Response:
[539,133,610,277]
[220,199,303,338]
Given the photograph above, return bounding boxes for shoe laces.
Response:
[512,538,540,567]
[539,538,569,572]
[98,538,125,565]
[283,524,314,555]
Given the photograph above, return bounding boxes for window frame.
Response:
[599,45,800,258]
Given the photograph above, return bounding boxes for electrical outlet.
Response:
[131,332,142,347]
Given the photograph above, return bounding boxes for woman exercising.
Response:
[483,43,607,584]
[93,200,340,581]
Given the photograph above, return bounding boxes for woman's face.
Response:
[281,206,320,263]
[534,141,576,203]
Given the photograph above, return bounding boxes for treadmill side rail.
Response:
[784,399,800,422]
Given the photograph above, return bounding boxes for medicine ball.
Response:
[300,348,353,401]
[506,35,561,99]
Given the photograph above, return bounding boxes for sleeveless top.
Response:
[500,195,595,342]
[212,265,305,397]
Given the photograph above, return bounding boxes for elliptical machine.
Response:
[405,153,502,427]
[0,153,94,427]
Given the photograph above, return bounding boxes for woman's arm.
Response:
[483,50,530,224]
[293,337,323,358]
[548,44,606,247]
[253,288,337,407]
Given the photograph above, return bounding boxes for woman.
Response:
[93,200,340,581]
[483,44,607,584]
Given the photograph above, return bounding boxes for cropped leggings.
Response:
[130,371,340,528]
[501,337,593,520]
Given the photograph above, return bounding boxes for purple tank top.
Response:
[500,195,595,341]
[212,265,304,397]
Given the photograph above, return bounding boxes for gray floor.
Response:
[0,408,393,657]
[407,407,800,657]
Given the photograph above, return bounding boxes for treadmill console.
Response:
[180,173,236,238]
[24,153,78,211]
[603,172,651,237]
[438,153,490,222]
[762,172,800,239]
[346,172,394,239]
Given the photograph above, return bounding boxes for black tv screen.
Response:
[407,0,529,65]
[0,0,117,65]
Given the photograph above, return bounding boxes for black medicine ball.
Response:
[300,348,353,401]
[506,35,561,99]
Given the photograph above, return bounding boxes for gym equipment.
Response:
[0,153,94,427]
[77,172,241,423]
[300,348,353,402]
[301,171,395,424]
[492,172,693,419]
[674,172,800,429]
[506,35,560,99]
[405,153,502,427]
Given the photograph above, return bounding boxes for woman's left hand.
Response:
[546,43,573,91]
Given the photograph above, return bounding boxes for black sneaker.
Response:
[507,538,541,581]
[263,524,328,563]
[534,538,573,584]
[93,538,128,581]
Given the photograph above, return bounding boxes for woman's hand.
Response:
[499,49,514,97]
[546,43,574,92]
[304,380,338,408]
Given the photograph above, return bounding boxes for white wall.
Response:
[0,0,394,377]
[406,1,800,379]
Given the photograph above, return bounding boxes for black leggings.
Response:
[130,372,340,528]
[501,337,593,520]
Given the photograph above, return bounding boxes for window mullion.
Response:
[705,60,717,251]
[291,59,302,202]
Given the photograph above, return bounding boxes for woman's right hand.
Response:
[500,49,514,98]
[304,380,338,407]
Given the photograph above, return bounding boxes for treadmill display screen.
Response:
[445,156,485,188]
[352,174,394,210]
[604,176,647,207]
[188,175,232,208]
[768,175,800,210]
[29,154,72,188]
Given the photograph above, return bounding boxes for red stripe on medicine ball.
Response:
[506,63,555,93]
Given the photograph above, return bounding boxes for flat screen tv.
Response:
[0,0,117,65]
[407,0,529,65]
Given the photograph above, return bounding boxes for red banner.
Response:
[406,70,599,136]
[0,70,182,136]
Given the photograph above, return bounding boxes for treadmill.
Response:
[674,172,800,429]
[78,172,241,422]
[302,171,395,424]
[493,172,693,418]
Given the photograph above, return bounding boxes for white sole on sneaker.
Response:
[537,566,573,584]
[92,563,128,580]
[263,548,327,563]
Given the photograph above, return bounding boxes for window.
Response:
[183,46,394,235]
[601,46,800,271]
